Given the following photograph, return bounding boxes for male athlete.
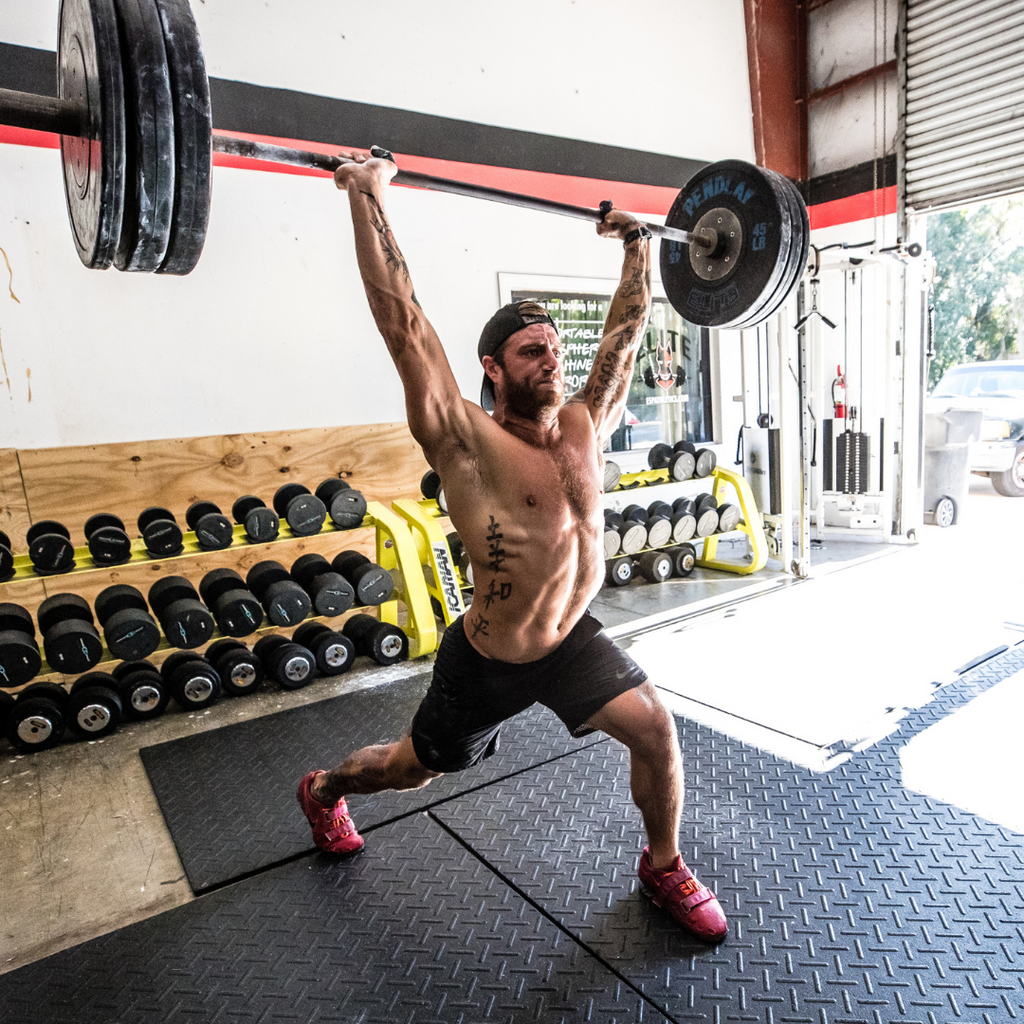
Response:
[297,151,727,943]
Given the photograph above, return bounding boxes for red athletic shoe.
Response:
[637,846,728,943]
[296,771,364,855]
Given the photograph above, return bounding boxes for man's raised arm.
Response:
[334,153,469,455]
[568,209,652,442]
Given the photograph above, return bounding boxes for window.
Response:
[502,274,713,453]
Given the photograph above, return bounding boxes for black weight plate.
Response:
[153,0,212,275]
[58,0,126,269]
[0,631,42,689]
[112,0,175,271]
[661,160,792,328]
[728,167,796,330]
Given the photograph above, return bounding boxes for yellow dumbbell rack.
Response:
[611,464,767,575]
[0,501,440,684]
[391,498,466,628]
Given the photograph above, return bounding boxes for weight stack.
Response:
[836,431,870,494]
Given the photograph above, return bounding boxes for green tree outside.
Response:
[926,198,1024,388]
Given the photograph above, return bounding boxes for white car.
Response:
[927,360,1024,496]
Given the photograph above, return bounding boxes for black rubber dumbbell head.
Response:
[0,530,14,582]
[0,604,41,689]
[420,470,441,500]
[38,593,103,674]
[246,560,312,627]
[0,602,35,637]
[273,483,327,537]
[95,584,161,661]
[617,519,647,555]
[198,568,265,637]
[231,495,280,544]
[6,682,68,753]
[342,613,408,666]
[695,505,720,537]
[84,513,133,566]
[669,449,696,481]
[672,543,697,577]
[674,440,697,454]
[291,554,356,618]
[148,576,215,650]
[316,479,368,530]
[26,519,75,575]
[716,503,742,533]
[670,510,697,543]
[694,448,717,477]
[621,504,648,524]
[206,639,265,697]
[647,500,673,519]
[647,443,673,470]
[111,660,169,720]
[137,507,184,557]
[603,522,621,559]
[293,620,356,676]
[161,651,221,710]
[67,672,123,739]
[638,549,673,584]
[645,515,673,549]
[253,633,316,689]
[185,500,235,551]
[605,555,634,587]
[332,550,395,606]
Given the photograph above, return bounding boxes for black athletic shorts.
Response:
[410,612,648,773]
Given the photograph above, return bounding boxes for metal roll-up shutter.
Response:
[904,0,1024,211]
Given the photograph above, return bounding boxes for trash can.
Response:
[923,409,982,526]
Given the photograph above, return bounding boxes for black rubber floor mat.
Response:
[141,671,599,893]
[0,813,668,1024]
[432,655,1024,1023]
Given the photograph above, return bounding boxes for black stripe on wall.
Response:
[0,42,705,189]
[805,155,898,206]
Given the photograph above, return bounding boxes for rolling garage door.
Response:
[904,0,1024,210]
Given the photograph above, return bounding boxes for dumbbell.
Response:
[315,478,368,530]
[231,495,281,544]
[148,576,216,650]
[342,613,409,666]
[5,681,68,753]
[608,510,647,555]
[252,633,317,689]
[185,500,235,551]
[0,530,14,582]
[693,447,717,478]
[38,593,103,674]
[246,560,312,627]
[161,652,222,710]
[638,549,674,584]
[603,459,622,493]
[27,519,76,575]
[0,602,42,689]
[95,584,162,661]
[273,483,327,537]
[332,551,395,606]
[111,660,169,720]
[670,543,697,578]
[647,443,674,470]
[669,441,696,481]
[293,621,356,676]
[84,513,133,566]
[670,497,698,543]
[602,511,622,558]
[716,503,742,533]
[605,555,634,587]
[694,494,720,537]
[644,501,673,548]
[290,554,356,618]
[66,672,123,740]
[205,639,265,696]
[198,568,265,637]
[137,506,184,557]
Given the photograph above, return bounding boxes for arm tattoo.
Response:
[485,515,508,572]
[470,614,490,639]
[617,303,647,326]
[360,190,412,283]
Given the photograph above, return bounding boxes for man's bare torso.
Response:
[433,401,605,663]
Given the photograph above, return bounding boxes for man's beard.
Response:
[502,374,563,417]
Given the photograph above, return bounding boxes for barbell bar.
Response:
[0,0,809,329]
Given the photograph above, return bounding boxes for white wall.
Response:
[0,1,755,449]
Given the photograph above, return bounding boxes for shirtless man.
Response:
[297,151,727,944]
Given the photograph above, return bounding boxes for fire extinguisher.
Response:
[832,365,847,420]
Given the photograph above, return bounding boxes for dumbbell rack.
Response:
[392,498,466,627]
[0,501,440,685]
[611,465,768,575]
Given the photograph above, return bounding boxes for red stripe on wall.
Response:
[1,124,898,227]
[809,185,897,228]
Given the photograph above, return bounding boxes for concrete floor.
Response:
[2,475,1022,976]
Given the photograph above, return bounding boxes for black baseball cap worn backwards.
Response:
[478,301,557,407]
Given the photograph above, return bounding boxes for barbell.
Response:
[0,0,809,329]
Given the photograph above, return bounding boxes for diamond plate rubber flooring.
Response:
[140,671,600,891]
[3,647,1023,1023]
